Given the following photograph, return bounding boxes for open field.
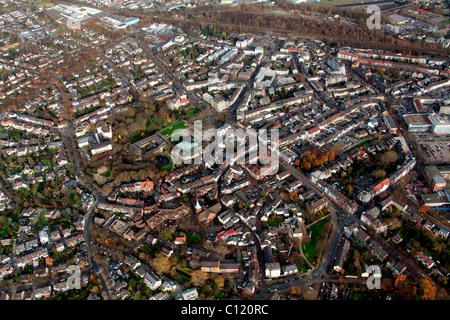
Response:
[302,217,330,263]
[160,122,187,137]
[0,43,20,52]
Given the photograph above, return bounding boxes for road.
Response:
[252,159,363,299]
[253,217,348,299]
[59,89,113,300]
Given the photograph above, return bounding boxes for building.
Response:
[318,181,359,214]
[420,190,450,207]
[307,197,329,214]
[383,115,398,134]
[89,140,113,155]
[197,203,222,224]
[424,166,447,192]
[96,121,112,139]
[182,287,198,300]
[403,114,433,132]
[16,248,49,268]
[39,227,49,245]
[369,241,389,262]
[265,262,281,278]
[373,178,390,195]
[282,264,298,276]
[143,271,162,290]
[380,195,408,212]
[414,251,435,269]
[358,189,376,204]
[200,260,240,273]
[333,239,350,272]
[428,114,450,134]
[361,207,388,233]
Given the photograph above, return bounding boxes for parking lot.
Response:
[418,140,450,165]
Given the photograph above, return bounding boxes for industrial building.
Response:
[402,114,433,132]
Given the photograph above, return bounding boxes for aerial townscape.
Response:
[0,0,449,304]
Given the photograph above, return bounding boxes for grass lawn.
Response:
[297,258,311,274]
[267,218,284,227]
[215,292,225,300]
[161,122,187,137]
[173,271,190,284]
[131,130,153,143]
[161,156,173,173]
[36,1,55,7]
[185,108,200,119]
[160,228,174,241]
[186,231,203,244]
[151,116,173,130]
[176,265,193,276]
[343,138,375,154]
[302,218,329,263]
[100,170,111,178]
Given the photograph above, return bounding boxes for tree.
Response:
[381,150,398,165]
[290,190,300,204]
[301,160,312,171]
[214,275,225,289]
[190,270,209,287]
[394,275,417,299]
[385,217,402,231]
[419,279,437,300]
[151,253,172,275]
[419,205,429,214]
[344,184,354,197]
[373,169,387,179]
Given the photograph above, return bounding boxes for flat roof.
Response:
[403,114,432,127]
[428,114,450,127]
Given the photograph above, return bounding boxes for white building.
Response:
[182,287,198,300]
[89,140,113,155]
[143,272,162,290]
[39,227,49,245]
[96,121,112,139]
[429,114,450,134]
[265,262,281,278]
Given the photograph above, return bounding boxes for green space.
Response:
[185,108,200,119]
[160,228,174,241]
[173,270,190,284]
[186,231,203,244]
[100,170,111,178]
[343,138,375,154]
[302,217,329,263]
[267,217,284,227]
[214,291,225,300]
[131,130,154,143]
[151,116,173,130]
[0,216,15,239]
[0,6,14,13]
[176,265,193,276]
[161,122,187,137]
[163,156,173,172]
[297,257,311,274]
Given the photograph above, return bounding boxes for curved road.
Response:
[61,99,113,300]
[253,217,346,299]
